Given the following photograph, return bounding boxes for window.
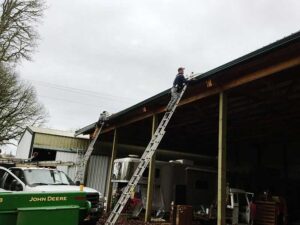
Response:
[0,171,8,189]
[238,193,248,207]
[226,194,232,206]
[233,193,238,204]
[3,173,17,190]
[0,169,5,178]
[23,169,74,186]
[10,169,26,183]
[0,169,6,187]
[0,168,23,191]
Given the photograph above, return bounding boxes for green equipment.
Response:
[0,191,91,225]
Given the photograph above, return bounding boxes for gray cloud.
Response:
[3,0,298,154]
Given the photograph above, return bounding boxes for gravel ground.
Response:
[96,214,170,225]
[96,213,205,225]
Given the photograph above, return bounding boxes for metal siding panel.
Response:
[55,151,78,162]
[56,151,79,180]
[16,130,33,159]
[33,133,89,151]
[86,155,110,195]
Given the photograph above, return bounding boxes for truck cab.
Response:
[0,166,104,221]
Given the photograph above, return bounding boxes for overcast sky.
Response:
[3,0,300,154]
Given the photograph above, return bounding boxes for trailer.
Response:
[111,156,217,214]
[110,156,255,225]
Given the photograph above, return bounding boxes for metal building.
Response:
[16,126,110,194]
[17,126,89,160]
[76,31,300,224]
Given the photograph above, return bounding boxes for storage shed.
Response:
[17,126,89,161]
[16,126,109,194]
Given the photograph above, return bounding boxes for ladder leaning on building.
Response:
[105,84,188,225]
[74,111,109,185]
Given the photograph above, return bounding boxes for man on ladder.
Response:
[74,110,109,184]
[105,67,195,225]
[92,111,109,139]
[167,67,192,111]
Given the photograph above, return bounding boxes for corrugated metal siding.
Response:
[16,130,33,159]
[56,151,79,180]
[86,155,110,195]
[34,133,89,151]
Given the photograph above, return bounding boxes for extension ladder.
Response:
[105,84,188,225]
[74,123,104,184]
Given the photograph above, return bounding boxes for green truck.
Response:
[0,189,91,225]
[0,166,104,222]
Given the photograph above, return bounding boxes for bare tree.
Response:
[0,65,47,145]
[0,0,47,146]
[0,0,45,63]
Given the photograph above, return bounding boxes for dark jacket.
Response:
[173,74,188,92]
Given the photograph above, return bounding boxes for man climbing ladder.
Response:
[74,111,109,184]
[167,67,194,111]
[105,68,193,225]
[92,111,109,139]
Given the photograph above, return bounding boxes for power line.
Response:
[38,94,127,111]
[26,79,136,103]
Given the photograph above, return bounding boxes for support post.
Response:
[145,114,158,222]
[218,92,227,225]
[106,129,118,212]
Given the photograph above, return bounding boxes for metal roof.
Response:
[76,30,300,136]
[27,126,88,139]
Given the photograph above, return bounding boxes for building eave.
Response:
[75,30,300,136]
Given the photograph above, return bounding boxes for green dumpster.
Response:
[0,210,16,225]
[17,206,80,225]
[0,191,90,225]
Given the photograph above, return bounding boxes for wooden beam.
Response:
[101,56,300,134]
[105,129,118,212]
[180,57,300,106]
[145,114,158,222]
[94,141,216,161]
[218,92,227,225]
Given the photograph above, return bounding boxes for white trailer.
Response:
[111,156,217,212]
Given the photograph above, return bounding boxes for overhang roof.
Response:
[27,126,88,139]
[75,30,300,136]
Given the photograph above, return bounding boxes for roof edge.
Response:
[76,30,300,136]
